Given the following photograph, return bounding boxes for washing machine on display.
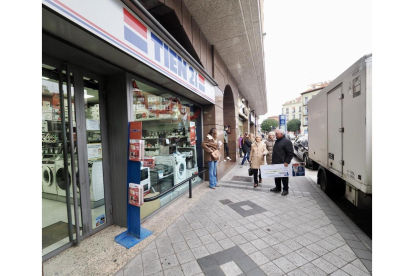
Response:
[156,153,187,184]
[55,159,75,198]
[42,159,57,194]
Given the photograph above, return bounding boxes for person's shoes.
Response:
[254,184,258,188]
[210,187,216,189]
[259,179,262,183]
[281,190,289,196]
[270,187,281,193]
[216,185,220,187]
[227,157,231,160]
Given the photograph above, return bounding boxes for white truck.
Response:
[308,54,372,208]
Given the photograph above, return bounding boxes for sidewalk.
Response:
[115,164,372,276]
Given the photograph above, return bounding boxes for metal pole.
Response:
[59,67,73,242]
[65,65,81,244]
[189,178,192,198]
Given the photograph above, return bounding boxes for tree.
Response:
[261,119,279,133]
[287,119,301,134]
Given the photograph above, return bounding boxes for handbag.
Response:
[248,165,253,176]
[211,149,220,161]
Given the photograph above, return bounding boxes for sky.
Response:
[260,0,371,122]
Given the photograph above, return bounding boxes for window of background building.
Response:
[305,97,308,104]
[299,106,301,112]
[286,108,289,114]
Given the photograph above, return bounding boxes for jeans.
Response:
[275,177,289,191]
[241,152,250,165]
[253,169,262,184]
[208,161,218,188]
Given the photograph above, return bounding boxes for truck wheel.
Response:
[318,167,332,195]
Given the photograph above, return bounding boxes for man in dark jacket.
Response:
[271,129,294,196]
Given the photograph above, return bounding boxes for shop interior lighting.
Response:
[84,89,94,99]
[42,76,49,80]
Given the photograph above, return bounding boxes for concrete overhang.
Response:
[183,0,267,116]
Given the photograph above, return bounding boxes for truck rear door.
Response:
[327,85,343,174]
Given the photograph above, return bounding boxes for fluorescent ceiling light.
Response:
[42,76,49,80]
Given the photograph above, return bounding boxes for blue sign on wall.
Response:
[279,115,286,126]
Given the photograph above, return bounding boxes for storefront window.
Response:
[131,79,202,209]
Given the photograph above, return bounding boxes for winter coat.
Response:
[249,142,268,169]
[271,135,294,164]
[264,139,276,164]
[202,134,219,162]
[242,138,252,153]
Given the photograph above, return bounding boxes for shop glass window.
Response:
[131,79,202,206]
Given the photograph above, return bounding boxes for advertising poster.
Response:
[86,119,100,130]
[87,143,103,160]
[128,183,143,207]
[292,163,306,176]
[190,122,196,145]
[129,139,144,161]
[260,164,293,178]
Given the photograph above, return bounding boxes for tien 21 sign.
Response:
[43,0,215,103]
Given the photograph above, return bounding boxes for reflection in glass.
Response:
[83,78,107,229]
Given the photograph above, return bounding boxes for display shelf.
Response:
[135,117,165,122]
[145,147,159,150]
[178,147,196,149]
[142,137,160,140]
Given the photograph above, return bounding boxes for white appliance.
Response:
[42,160,57,194]
[186,167,198,179]
[90,160,105,202]
[156,153,187,184]
[55,159,73,197]
[140,166,151,195]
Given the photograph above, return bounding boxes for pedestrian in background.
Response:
[249,135,268,187]
[238,134,243,157]
[223,126,231,161]
[202,128,221,189]
[265,131,276,165]
[271,129,294,196]
[241,132,251,166]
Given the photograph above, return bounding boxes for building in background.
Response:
[282,96,302,134]
[42,0,266,260]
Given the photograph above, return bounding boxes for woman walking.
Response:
[241,132,252,166]
[202,128,220,189]
[264,131,276,165]
[249,135,268,187]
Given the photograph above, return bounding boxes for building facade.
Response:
[41,0,266,260]
[281,96,302,133]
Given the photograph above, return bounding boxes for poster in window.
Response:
[190,122,196,145]
[87,143,102,160]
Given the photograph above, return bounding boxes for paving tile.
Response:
[195,228,210,238]
[306,243,328,256]
[220,238,237,250]
[260,246,282,261]
[143,241,156,252]
[299,262,327,276]
[329,269,349,276]
[187,237,203,249]
[245,267,267,276]
[143,259,162,276]
[124,253,142,269]
[164,265,184,276]
[352,248,372,260]
[157,244,175,258]
[142,249,159,263]
[183,231,198,241]
[177,250,196,265]
[226,246,247,259]
[282,240,303,251]
[249,251,270,266]
[179,224,194,233]
[206,241,224,254]
[341,263,371,276]
[124,264,143,276]
[169,233,185,244]
[293,236,313,247]
[331,248,357,262]
[212,249,232,266]
[241,231,259,241]
[197,255,219,272]
[361,259,372,272]
[251,239,269,250]
[325,236,346,247]
[334,225,353,234]
[225,228,240,238]
[173,241,190,253]
[212,231,228,241]
[252,229,268,239]
[200,234,216,245]
[273,256,297,273]
[206,225,221,234]
[160,254,180,270]
[260,235,279,247]
[345,239,369,250]
[295,247,319,262]
[230,234,249,246]
[284,252,308,267]
[204,266,226,276]
[272,243,293,256]
[311,257,337,274]
[220,261,244,276]
[259,262,284,276]
[182,260,203,276]
[239,242,259,255]
[234,255,258,273]
[351,259,371,274]
[339,232,360,241]
[191,246,210,259]
[286,268,308,276]
[314,239,337,252]
[322,252,348,268]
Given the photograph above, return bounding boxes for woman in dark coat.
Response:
[241,132,252,166]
